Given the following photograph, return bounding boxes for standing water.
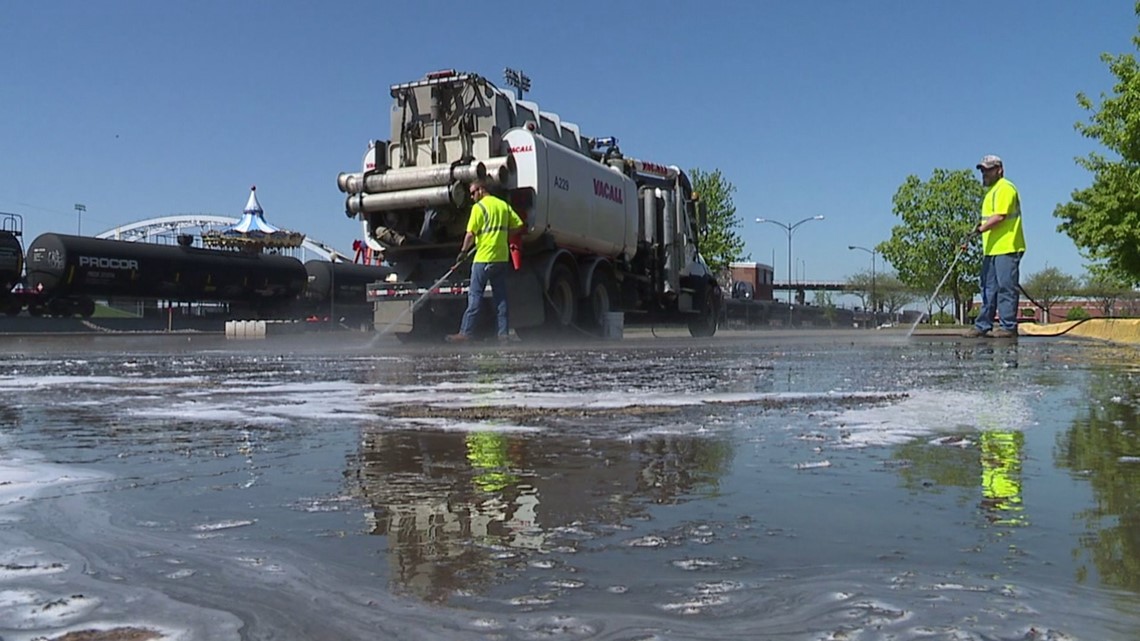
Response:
[1,330,1138,640]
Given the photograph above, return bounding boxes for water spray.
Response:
[907,233,975,338]
[369,248,475,345]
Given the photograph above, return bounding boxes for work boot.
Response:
[445,333,470,343]
[990,328,1018,339]
[962,327,989,338]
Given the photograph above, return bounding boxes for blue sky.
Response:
[2,1,1135,293]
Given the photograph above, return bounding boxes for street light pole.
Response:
[756,214,829,303]
[74,203,86,235]
[848,245,877,320]
[752,215,825,323]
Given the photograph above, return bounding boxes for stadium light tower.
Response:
[74,203,86,235]
[503,67,531,100]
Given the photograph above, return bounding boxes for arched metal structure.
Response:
[96,214,349,262]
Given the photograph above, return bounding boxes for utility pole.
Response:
[848,245,878,323]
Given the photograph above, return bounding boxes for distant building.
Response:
[728,262,775,301]
[973,297,1140,323]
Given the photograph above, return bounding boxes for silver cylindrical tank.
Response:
[505,129,636,261]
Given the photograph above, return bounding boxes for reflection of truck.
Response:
[337,70,721,341]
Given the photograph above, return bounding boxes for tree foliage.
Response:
[1023,266,1080,322]
[689,167,747,277]
[1055,3,1140,285]
[1082,266,1134,316]
[846,270,915,316]
[879,169,983,321]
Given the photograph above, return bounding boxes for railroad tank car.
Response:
[0,229,24,315]
[25,233,308,308]
[0,230,23,294]
[302,260,394,309]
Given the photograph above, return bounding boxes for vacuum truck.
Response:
[337,69,722,341]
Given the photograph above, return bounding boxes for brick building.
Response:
[728,262,775,301]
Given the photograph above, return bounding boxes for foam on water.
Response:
[366,387,903,411]
[825,388,1035,447]
[0,451,245,640]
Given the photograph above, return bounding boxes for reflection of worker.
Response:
[446,179,524,343]
[980,430,1025,525]
[466,431,518,493]
[964,155,1026,340]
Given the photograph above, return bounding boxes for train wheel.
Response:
[28,303,44,317]
[78,298,96,318]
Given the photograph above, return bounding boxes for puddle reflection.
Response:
[351,427,732,602]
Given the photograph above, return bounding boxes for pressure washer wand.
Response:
[906,233,975,338]
[374,248,475,339]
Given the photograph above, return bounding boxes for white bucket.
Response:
[602,312,624,340]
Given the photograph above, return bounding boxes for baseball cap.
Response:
[976,155,1003,169]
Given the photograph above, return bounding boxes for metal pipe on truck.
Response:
[482,154,517,185]
[345,183,466,214]
[337,161,487,194]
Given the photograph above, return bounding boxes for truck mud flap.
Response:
[507,269,544,329]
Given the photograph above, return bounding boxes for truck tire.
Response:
[545,263,578,329]
[688,288,719,338]
[517,263,578,341]
[581,271,617,333]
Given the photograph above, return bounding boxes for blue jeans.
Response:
[459,261,510,337]
[975,252,1021,332]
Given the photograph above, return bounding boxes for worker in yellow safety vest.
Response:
[964,155,1026,340]
[446,179,525,343]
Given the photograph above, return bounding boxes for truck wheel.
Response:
[545,264,578,330]
[581,271,616,333]
[688,289,719,338]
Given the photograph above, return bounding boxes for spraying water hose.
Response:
[374,248,475,338]
[907,233,974,338]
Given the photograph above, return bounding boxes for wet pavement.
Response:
[1,329,1139,640]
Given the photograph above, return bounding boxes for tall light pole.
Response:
[755,216,825,310]
[848,245,877,318]
[74,203,86,235]
[503,67,531,100]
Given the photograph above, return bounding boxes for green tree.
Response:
[1055,3,1140,285]
[1082,266,1133,317]
[1023,266,1080,323]
[879,169,983,322]
[875,272,916,319]
[689,168,747,276]
[845,270,876,311]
